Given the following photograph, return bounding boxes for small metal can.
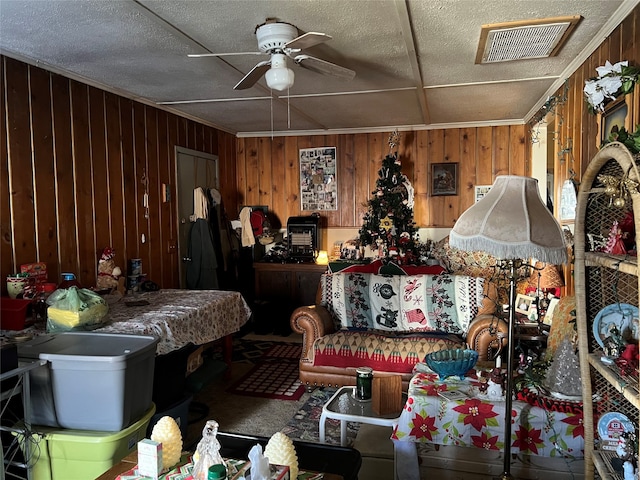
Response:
[355,366,373,400]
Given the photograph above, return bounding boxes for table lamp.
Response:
[530,262,565,316]
[449,175,567,480]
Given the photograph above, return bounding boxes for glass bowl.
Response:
[424,348,479,380]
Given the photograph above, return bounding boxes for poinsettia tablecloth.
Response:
[391,372,584,458]
[97,289,251,355]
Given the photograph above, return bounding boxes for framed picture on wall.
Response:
[431,163,458,196]
[299,147,338,211]
[475,185,492,203]
[597,94,633,145]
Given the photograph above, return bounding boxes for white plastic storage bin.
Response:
[18,332,159,431]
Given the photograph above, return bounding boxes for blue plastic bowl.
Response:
[424,349,479,380]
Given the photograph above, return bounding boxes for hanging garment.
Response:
[193,187,209,220]
[186,217,219,290]
[239,206,255,247]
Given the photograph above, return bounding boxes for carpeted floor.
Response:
[185,333,360,449]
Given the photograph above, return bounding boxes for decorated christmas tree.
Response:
[358,131,418,264]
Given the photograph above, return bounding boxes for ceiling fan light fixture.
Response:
[265,53,294,91]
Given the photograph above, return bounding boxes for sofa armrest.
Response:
[290,305,336,364]
[466,314,508,362]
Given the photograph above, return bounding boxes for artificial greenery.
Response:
[584,61,639,114]
[358,152,418,263]
[602,124,640,154]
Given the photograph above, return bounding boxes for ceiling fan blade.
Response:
[285,32,332,50]
[294,55,355,80]
[233,60,271,90]
[188,52,265,58]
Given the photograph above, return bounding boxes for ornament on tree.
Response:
[379,215,394,232]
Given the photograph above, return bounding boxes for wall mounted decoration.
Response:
[474,185,492,203]
[431,163,458,196]
[300,147,337,211]
[597,94,633,145]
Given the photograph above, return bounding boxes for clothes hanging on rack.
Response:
[186,187,218,290]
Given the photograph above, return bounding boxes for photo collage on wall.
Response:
[300,147,337,211]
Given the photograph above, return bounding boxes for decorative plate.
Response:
[597,412,634,442]
[592,303,639,349]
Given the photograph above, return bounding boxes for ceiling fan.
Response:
[188,19,356,91]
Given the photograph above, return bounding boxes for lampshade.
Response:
[265,53,295,91]
[529,262,565,289]
[449,176,567,265]
[315,250,329,265]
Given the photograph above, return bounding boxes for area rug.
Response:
[226,343,305,400]
[281,388,360,447]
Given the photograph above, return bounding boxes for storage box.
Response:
[18,332,159,431]
[17,403,155,480]
[1,297,33,330]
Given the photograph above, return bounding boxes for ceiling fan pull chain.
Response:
[270,90,274,140]
[287,88,291,129]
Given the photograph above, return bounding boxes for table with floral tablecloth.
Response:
[391,371,584,458]
[96,289,252,355]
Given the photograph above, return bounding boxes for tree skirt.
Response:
[281,388,360,446]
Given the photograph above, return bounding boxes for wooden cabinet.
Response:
[253,262,327,308]
[575,142,640,480]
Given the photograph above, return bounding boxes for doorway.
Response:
[175,147,219,289]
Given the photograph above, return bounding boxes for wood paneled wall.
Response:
[236,126,529,230]
[2,5,637,293]
[551,4,639,195]
[1,56,237,290]
[545,4,639,296]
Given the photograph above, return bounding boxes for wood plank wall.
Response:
[551,4,639,193]
[236,126,530,230]
[2,5,637,293]
[547,4,639,296]
[1,56,237,290]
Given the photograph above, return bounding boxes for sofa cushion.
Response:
[310,331,464,374]
[320,272,495,335]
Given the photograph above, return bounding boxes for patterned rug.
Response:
[281,388,360,447]
[226,342,306,400]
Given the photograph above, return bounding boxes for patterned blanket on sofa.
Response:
[320,272,490,336]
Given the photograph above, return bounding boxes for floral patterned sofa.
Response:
[290,264,507,390]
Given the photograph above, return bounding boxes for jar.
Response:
[207,464,227,480]
[355,366,373,400]
[59,273,81,289]
[32,283,57,324]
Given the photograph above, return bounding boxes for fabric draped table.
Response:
[94,289,251,355]
[392,371,584,458]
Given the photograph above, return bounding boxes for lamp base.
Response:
[494,474,514,480]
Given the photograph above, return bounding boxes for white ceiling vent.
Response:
[476,16,581,64]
